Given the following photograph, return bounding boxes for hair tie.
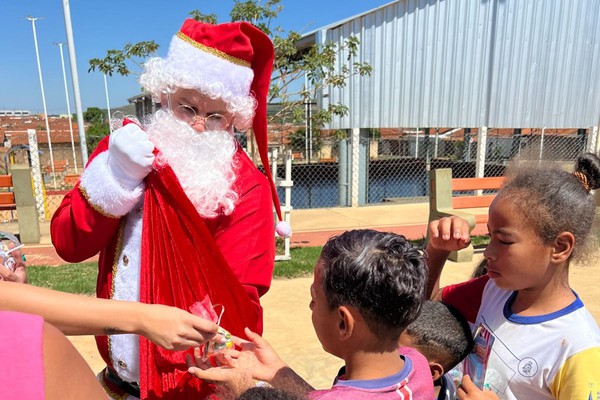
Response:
[573,171,591,192]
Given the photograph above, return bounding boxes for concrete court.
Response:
[5,202,600,389]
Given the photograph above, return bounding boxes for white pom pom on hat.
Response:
[275,221,292,238]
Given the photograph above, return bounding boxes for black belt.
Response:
[103,367,141,398]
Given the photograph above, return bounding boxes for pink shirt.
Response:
[0,311,45,399]
[309,346,434,399]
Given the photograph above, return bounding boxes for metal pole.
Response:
[54,42,78,173]
[539,127,545,163]
[415,127,419,158]
[104,74,113,133]
[62,0,89,165]
[27,16,57,189]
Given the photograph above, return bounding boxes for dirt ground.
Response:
[69,253,600,390]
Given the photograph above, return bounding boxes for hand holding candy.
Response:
[0,242,26,283]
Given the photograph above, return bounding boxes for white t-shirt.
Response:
[443,277,600,400]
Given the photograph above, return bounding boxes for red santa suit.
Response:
[51,19,286,400]
[51,132,275,398]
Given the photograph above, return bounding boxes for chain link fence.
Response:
[0,126,594,224]
[271,127,597,209]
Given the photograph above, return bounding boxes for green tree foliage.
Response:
[83,107,110,154]
[89,41,159,76]
[83,107,105,124]
[85,122,109,155]
[288,127,321,153]
[88,0,372,133]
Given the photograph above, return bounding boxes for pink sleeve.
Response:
[0,311,45,399]
[441,275,490,323]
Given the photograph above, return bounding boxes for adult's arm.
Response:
[51,137,144,262]
[43,320,109,400]
[0,281,219,350]
[426,216,472,298]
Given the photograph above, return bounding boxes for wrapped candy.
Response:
[0,232,24,272]
[189,295,234,366]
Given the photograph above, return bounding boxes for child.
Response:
[400,300,474,400]
[189,229,434,398]
[427,153,600,399]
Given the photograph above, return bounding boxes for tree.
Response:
[83,107,110,154]
[88,0,372,139]
[84,107,105,124]
[89,42,159,77]
[85,121,109,155]
[288,127,321,154]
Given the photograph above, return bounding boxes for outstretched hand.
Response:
[137,304,221,350]
[187,327,287,384]
[457,375,499,400]
[428,216,471,253]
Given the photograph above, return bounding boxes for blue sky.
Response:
[0,1,389,115]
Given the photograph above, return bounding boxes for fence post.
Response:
[475,127,488,196]
[338,138,349,206]
[351,128,360,207]
[10,164,40,244]
[272,149,293,261]
[27,129,46,221]
[587,126,599,154]
[358,129,369,206]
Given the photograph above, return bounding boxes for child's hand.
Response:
[235,327,288,382]
[185,350,255,397]
[457,375,499,399]
[187,327,287,384]
[428,216,471,253]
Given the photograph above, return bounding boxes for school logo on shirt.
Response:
[518,357,538,377]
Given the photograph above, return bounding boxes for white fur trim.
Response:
[110,210,143,383]
[139,35,257,131]
[80,151,145,217]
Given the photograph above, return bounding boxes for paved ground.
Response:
[6,202,600,390]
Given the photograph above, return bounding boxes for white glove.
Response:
[107,123,155,190]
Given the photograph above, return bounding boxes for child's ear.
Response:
[552,232,575,263]
[337,306,355,340]
[429,361,445,382]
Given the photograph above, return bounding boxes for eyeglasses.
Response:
[172,105,230,131]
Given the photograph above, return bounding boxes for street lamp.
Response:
[103,74,113,133]
[27,16,57,188]
[53,42,78,173]
[61,0,89,165]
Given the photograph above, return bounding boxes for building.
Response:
[0,114,81,175]
[0,110,31,117]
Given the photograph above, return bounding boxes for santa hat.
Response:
[140,20,291,237]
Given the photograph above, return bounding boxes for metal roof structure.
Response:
[300,0,600,130]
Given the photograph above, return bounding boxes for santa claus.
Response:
[51,20,289,400]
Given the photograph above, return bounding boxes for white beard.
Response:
[145,110,238,218]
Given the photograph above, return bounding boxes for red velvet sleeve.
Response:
[441,275,490,324]
[50,137,123,262]
[205,149,275,303]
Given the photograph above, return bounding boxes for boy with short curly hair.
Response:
[189,229,434,399]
